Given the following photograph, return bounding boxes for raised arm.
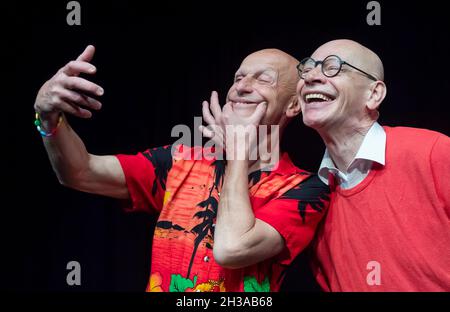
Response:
[202,97,283,269]
[34,45,128,199]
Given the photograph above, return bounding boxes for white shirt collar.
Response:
[318,122,386,186]
[353,122,386,166]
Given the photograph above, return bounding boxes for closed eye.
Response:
[257,74,273,83]
[256,72,276,84]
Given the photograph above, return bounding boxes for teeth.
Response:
[234,101,256,105]
[305,93,332,102]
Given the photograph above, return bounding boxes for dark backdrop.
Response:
[6,0,450,291]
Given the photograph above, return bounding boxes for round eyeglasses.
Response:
[296,55,378,81]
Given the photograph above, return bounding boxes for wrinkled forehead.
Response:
[236,53,286,75]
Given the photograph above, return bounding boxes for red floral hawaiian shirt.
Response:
[116,145,329,292]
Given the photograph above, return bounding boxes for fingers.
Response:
[198,125,214,138]
[209,91,222,119]
[249,101,268,124]
[202,91,224,126]
[58,88,102,111]
[61,60,97,76]
[54,99,93,119]
[199,125,224,148]
[202,101,216,126]
[61,45,96,76]
[35,46,101,118]
[63,76,104,97]
[222,102,233,117]
[76,45,95,62]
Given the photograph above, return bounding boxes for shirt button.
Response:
[204,256,210,262]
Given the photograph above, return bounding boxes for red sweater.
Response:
[312,126,450,291]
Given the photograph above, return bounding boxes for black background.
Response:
[6,0,450,292]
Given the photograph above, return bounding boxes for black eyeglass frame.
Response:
[297,55,378,81]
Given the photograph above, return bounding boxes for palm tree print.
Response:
[186,159,225,278]
[279,175,330,223]
[156,220,186,232]
[142,145,173,196]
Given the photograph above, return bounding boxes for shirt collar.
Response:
[353,122,386,166]
[318,122,386,184]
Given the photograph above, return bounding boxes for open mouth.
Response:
[303,93,336,104]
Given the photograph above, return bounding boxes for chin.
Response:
[302,113,327,130]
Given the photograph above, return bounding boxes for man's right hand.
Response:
[34,45,104,130]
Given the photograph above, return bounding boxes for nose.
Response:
[235,76,253,96]
[303,66,327,85]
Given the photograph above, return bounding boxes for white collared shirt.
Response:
[318,122,386,189]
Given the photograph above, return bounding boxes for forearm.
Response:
[41,114,91,187]
[214,160,256,253]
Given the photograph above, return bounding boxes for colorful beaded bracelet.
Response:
[34,112,63,137]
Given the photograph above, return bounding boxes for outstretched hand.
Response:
[34,45,104,124]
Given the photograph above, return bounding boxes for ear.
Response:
[366,81,387,111]
[285,96,301,118]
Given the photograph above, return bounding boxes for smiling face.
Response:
[297,40,384,132]
[226,49,300,127]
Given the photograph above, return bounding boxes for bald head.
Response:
[243,48,299,71]
[312,39,384,81]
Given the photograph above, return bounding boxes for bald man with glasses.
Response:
[296,39,450,291]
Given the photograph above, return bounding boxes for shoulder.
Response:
[280,174,330,202]
[384,126,449,158]
[170,144,219,163]
[142,145,173,162]
[384,126,448,146]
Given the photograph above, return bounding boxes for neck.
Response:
[318,120,375,173]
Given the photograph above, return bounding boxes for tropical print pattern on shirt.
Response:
[116,144,330,292]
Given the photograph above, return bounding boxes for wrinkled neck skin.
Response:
[318,119,375,173]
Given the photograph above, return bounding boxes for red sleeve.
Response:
[430,133,450,217]
[115,145,173,214]
[255,175,330,266]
